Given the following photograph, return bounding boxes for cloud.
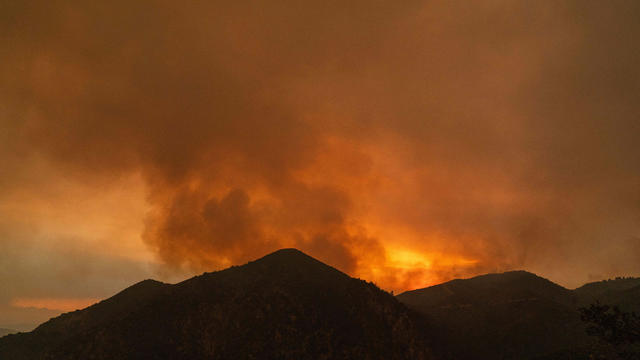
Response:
[1,0,639,301]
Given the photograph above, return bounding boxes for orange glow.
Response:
[386,248,432,269]
[2,2,639,331]
[387,248,477,269]
[11,297,99,312]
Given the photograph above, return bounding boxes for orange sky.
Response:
[1,0,640,330]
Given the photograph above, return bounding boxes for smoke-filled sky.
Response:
[1,0,640,330]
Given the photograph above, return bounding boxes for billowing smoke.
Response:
[1,0,639,295]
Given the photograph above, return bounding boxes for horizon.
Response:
[2,247,638,332]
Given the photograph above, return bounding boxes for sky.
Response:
[1,0,639,330]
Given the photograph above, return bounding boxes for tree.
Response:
[580,302,640,359]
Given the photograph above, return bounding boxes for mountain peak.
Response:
[234,248,347,279]
[397,270,585,360]
[1,248,433,359]
[253,248,314,263]
[461,270,551,285]
[397,269,572,309]
[575,276,640,305]
[266,247,308,256]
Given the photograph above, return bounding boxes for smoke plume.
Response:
[1,0,639,296]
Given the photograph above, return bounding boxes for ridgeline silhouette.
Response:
[0,249,435,360]
[398,271,640,359]
[1,249,638,359]
[0,328,16,338]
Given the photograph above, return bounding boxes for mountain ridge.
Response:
[397,270,640,359]
[398,270,576,308]
[0,328,17,338]
[0,248,435,360]
[2,249,638,360]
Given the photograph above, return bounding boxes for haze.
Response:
[1,0,639,330]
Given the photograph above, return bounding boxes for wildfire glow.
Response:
[386,248,432,269]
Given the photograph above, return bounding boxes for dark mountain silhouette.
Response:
[575,277,640,309]
[2,251,638,360]
[0,328,17,338]
[0,249,435,360]
[397,271,640,360]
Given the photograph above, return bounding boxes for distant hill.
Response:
[575,277,640,309]
[398,271,586,359]
[0,328,17,338]
[398,272,640,360]
[0,249,435,360]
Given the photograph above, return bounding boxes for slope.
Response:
[397,271,587,360]
[0,249,434,360]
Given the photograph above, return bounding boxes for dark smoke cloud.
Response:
[1,0,639,298]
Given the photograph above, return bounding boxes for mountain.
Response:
[397,271,589,360]
[575,277,640,309]
[398,272,640,360]
[3,251,637,360]
[0,328,17,338]
[0,249,435,360]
